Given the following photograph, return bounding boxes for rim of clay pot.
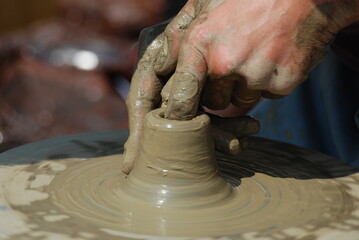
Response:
[146,109,210,131]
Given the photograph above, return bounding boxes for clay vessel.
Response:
[120,109,233,209]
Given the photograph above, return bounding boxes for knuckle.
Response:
[240,61,273,90]
[187,25,208,44]
[209,52,237,77]
[177,10,195,29]
[267,75,302,95]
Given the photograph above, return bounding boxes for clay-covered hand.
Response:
[122,20,259,174]
[158,0,359,120]
[122,0,359,174]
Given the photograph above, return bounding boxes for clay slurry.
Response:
[0,112,359,239]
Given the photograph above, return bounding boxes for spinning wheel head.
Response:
[0,112,359,239]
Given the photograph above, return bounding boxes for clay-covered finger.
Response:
[231,78,262,108]
[202,77,235,110]
[122,26,166,174]
[154,0,203,76]
[212,126,240,155]
[122,136,140,174]
[212,126,250,155]
[208,113,260,138]
[164,35,207,120]
[160,74,174,108]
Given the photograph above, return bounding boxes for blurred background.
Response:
[0,0,56,36]
[0,0,186,152]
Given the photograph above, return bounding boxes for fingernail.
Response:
[212,126,240,155]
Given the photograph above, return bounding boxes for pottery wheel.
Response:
[1,130,359,240]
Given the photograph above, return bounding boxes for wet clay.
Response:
[1,112,359,239]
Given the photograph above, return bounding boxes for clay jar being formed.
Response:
[120,109,233,209]
[2,111,359,238]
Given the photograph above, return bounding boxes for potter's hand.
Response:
[122,20,259,174]
[122,0,359,174]
[159,0,359,119]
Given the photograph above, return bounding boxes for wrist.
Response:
[315,0,359,30]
